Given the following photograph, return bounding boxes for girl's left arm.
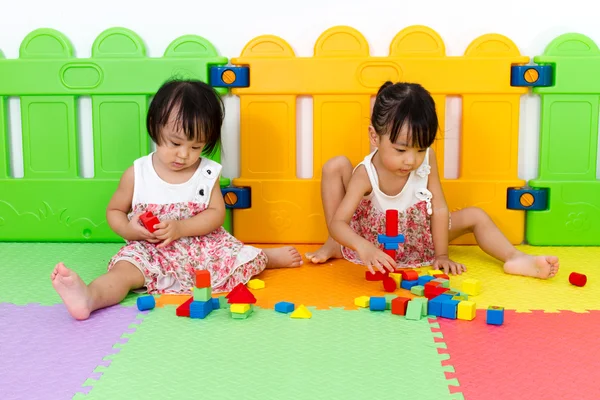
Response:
[426,148,450,259]
[155,177,226,247]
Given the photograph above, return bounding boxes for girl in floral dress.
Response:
[51,79,302,320]
[306,81,560,279]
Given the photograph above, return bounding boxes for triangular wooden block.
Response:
[226,283,257,304]
[290,304,312,319]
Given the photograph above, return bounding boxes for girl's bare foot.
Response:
[503,253,559,279]
[264,246,303,268]
[305,236,343,264]
[50,262,93,320]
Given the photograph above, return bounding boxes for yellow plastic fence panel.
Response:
[232,26,528,244]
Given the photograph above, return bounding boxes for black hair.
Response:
[371,81,438,148]
[147,79,223,157]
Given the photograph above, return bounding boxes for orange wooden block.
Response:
[156,294,191,308]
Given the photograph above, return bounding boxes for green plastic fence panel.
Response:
[527,33,600,245]
[0,28,230,242]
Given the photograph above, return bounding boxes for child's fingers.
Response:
[366,264,375,274]
[157,238,173,249]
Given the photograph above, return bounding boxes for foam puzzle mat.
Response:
[1,242,598,399]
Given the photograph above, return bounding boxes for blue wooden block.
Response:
[210,297,221,309]
[510,65,552,87]
[377,234,405,244]
[210,66,250,88]
[136,295,155,311]
[369,297,386,311]
[275,301,295,313]
[486,306,504,325]
[401,280,419,290]
[190,300,213,319]
[441,299,460,319]
[383,242,399,250]
[417,275,435,286]
[506,187,548,211]
[221,186,251,209]
[428,296,445,317]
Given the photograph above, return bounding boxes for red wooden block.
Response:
[569,272,587,287]
[140,211,160,233]
[400,270,419,281]
[391,297,410,316]
[425,285,449,300]
[384,249,396,259]
[437,274,449,280]
[226,283,257,304]
[195,270,211,288]
[385,209,399,237]
[382,276,397,292]
[365,271,388,281]
[176,297,193,317]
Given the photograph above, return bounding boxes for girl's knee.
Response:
[467,207,491,224]
[322,156,352,178]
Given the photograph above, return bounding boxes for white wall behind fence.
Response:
[2,0,599,180]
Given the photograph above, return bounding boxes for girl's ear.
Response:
[368,125,379,148]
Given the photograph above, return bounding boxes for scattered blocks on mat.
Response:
[417,275,434,286]
[391,297,410,316]
[401,280,419,290]
[405,300,423,320]
[462,279,482,296]
[355,296,370,308]
[384,294,398,310]
[441,299,459,319]
[411,297,429,316]
[247,279,265,289]
[291,304,312,319]
[137,295,156,311]
[370,297,387,311]
[486,306,504,325]
[569,272,587,287]
[457,301,476,321]
[275,301,295,313]
[410,285,425,296]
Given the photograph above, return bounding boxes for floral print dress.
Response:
[107,153,267,294]
[341,149,438,268]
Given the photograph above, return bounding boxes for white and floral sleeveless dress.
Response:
[107,153,267,294]
[341,148,441,268]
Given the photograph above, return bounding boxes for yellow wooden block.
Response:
[457,301,476,321]
[231,304,251,314]
[291,304,312,319]
[462,279,482,296]
[354,296,370,308]
[428,270,444,276]
[247,279,265,289]
[389,273,402,287]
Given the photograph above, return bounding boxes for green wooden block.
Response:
[193,287,212,302]
[411,297,429,316]
[218,296,228,309]
[231,307,253,319]
[433,278,450,288]
[410,285,425,296]
[405,301,423,320]
[384,294,397,310]
[452,295,469,302]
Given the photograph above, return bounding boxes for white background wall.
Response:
[1,0,598,180]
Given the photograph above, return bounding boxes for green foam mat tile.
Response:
[76,306,460,400]
[0,243,140,306]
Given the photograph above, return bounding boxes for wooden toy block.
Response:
[140,210,160,233]
[400,270,419,281]
[210,297,221,309]
[441,299,460,319]
[232,307,254,319]
[291,304,312,319]
[428,270,444,276]
[384,249,397,259]
[427,296,445,317]
[218,296,228,309]
[569,272,587,287]
[136,295,155,311]
[382,276,397,292]
[486,306,504,325]
[190,300,213,319]
[389,272,402,287]
[410,285,425,296]
[226,283,257,304]
[231,303,251,314]
[384,294,398,310]
[391,297,410,316]
[365,270,388,281]
[354,296,370,308]
[417,275,434,286]
[457,301,476,320]
[462,279,482,296]
[410,297,429,316]
[401,280,419,290]
[176,297,194,317]
[437,273,450,280]
[424,283,448,299]
[444,290,460,297]
[369,297,386,311]
[275,301,295,313]
[247,279,265,289]
[195,270,211,288]
[452,295,469,302]
[385,209,399,236]
[405,300,423,320]
[432,278,450,288]
[193,287,212,302]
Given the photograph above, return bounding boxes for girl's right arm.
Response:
[106,166,157,242]
[329,165,396,273]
